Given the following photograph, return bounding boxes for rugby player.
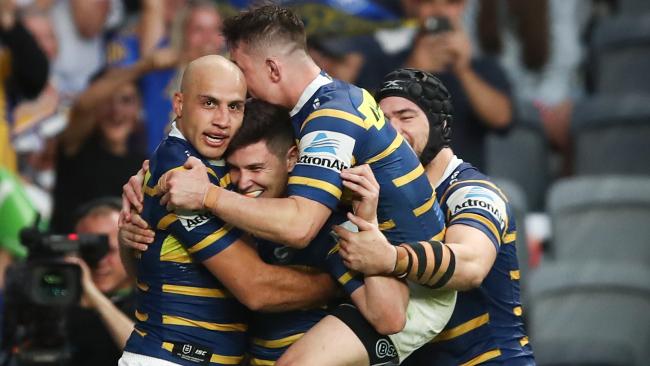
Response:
[118,55,340,366]
[152,7,455,363]
[335,69,535,365]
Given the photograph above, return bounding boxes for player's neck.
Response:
[425,148,454,189]
[286,59,322,109]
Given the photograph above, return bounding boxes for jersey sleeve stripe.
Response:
[300,108,366,132]
[136,282,149,291]
[219,173,231,188]
[432,313,490,342]
[513,306,523,316]
[431,229,446,241]
[378,219,396,230]
[327,243,340,256]
[392,164,425,187]
[413,194,437,217]
[520,336,530,347]
[162,284,231,298]
[135,310,148,321]
[460,349,502,366]
[365,133,403,164]
[337,271,357,285]
[250,358,275,365]
[160,235,192,263]
[161,315,247,332]
[288,176,342,199]
[503,231,516,244]
[252,333,305,348]
[157,214,177,229]
[187,224,235,254]
[161,342,244,364]
[451,213,501,245]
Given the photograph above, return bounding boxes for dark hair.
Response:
[226,99,295,159]
[222,5,306,51]
[73,196,122,226]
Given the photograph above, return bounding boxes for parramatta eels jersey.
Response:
[123,124,248,366]
[411,156,534,365]
[288,73,446,244]
[248,214,364,365]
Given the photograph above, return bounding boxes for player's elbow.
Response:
[239,292,267,312]
[284,226,317,249]
[371,310,406,335]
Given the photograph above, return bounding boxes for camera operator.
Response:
[66,197,135,366]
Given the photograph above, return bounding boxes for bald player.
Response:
[118,55,338,366]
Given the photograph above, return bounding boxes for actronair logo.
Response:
[298,130,355,172]
[447,185,507,231]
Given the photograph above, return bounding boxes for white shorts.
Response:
[388,282,457,363]
[118,351,183,366]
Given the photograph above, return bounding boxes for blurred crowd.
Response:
[0,0,648,365]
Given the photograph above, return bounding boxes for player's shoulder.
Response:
[315,79,364,113]
[150,137,193,176]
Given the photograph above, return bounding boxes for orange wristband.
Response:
[203,185,221,210]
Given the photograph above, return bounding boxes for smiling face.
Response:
[174,56,247,159]
[226,140,295,199]
[379,96,430,158]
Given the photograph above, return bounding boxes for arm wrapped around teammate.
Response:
[392,240,456,288]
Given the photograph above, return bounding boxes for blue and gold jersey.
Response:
[123,125,248,365]
[414,157,534,365]
[288,73,446,244]
[248,214,363,364]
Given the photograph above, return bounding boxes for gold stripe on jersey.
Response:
[503,231,516,244]
[365,134,403,164]
[288,176,342,199]
[162,342,244,364]
[219,173,231,188]
[328,243,340,256]
[136,282,149,291]
[162,315,247,332]
[134,327,147,337]
[451,213,501,245]
[510,270,520,280]
[460,349,502,366]
[338,271,356,286]
[301,109,366,132]
[357,89,385,130]
[252,333,305,348]
[249,358,275,366]
[432,229,446,242]
[513,306,523,316]
[392,164,425,187]
[379,219,396,230]
[160,235,192,263]
[157,214,177,230]
[162,284,230,298]
[135,310,148,321]
[433,313,490,342]
[187,224,235,254]
[413,194,437,217]
[520,336,529,347]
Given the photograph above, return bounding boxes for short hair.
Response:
[226,99,295,159]
[74,197,122,227]
[222,5,306,51]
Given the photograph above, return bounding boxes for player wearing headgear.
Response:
[337,68,535,365]
[153,6,454,365]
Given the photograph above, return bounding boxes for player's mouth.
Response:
[203,132,228,148]
[243,190,263,198]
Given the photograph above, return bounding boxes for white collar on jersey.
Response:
[434,155,464,189]
[290,72,333,117]
[168,121,226,167]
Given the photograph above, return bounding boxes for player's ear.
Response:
[173,92,183,119]
[286,145,298,172]
[266,58,281,83]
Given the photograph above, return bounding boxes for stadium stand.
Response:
[528,261,650,366]
[487,103,550,211]
[571,94,650,175]
[546,175,650,263]
[591,14,650,95]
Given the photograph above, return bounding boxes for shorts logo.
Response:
[375,339,397,359]
[182,345,192,354]
[272,246,295,264]
[298,131,355,173]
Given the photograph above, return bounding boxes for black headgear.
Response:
[375,68,453,166]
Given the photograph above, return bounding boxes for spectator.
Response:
[107,0,224,153]
[50,58,151,233]
[399,0,513,170]
[0,0,49,173]
[66,197,135,366]
[50,0,124,99]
